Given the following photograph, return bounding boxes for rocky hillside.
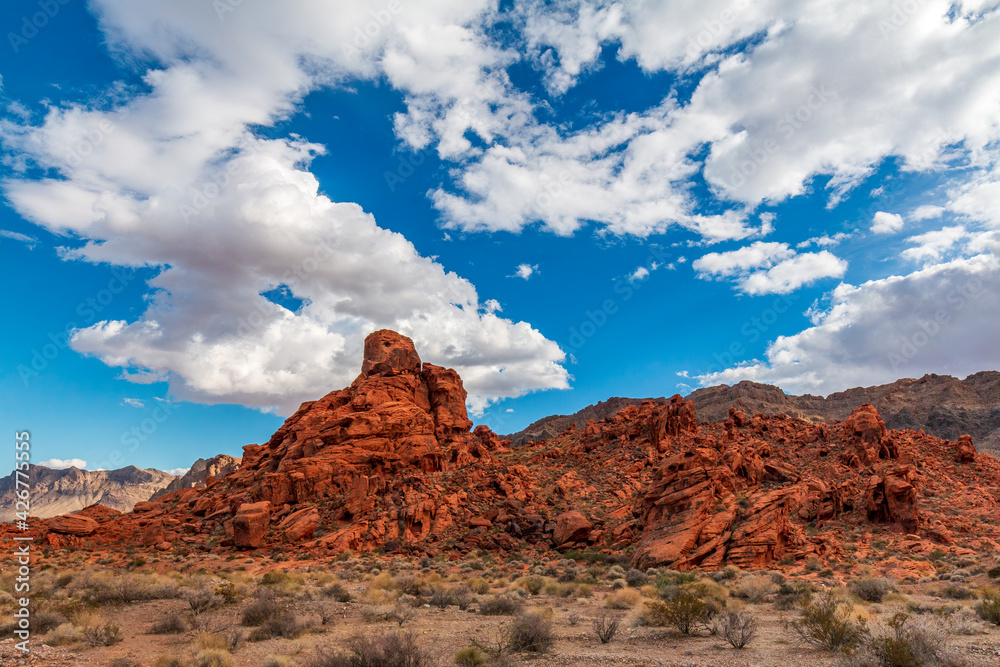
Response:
[16,330,1000,579]
[503,372,1000,455]
[502,396,661,446]
[0,465,176,521]
[149,454,241,501]
[688,372,1000,455]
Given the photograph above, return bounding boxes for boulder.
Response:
[233,501,271,548]
[552,510,592,546]
[955,435,976,463]
[47,514,99,536]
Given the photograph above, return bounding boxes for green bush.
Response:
[789,590,865,652]
[975,589,1000,625]
[645,588,716,635]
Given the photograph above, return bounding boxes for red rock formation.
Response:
[9,332,1000,577]
[47,514,99,536]
[955,435,977,463]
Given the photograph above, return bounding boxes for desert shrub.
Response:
[81,572,178,605]
[215,582,243,604]
[685,579,729,605]
[186,588,224,616]
[710,566,740,582]
[775,582,813,610]
[479,595,522,616]
[850,577,894,603]
[44,623,82,646]
[946,607,987,635]
[735,575,778,603]
[309,631,430,667]
[719,610,757,649]
[83,623,123,647]
[975,589,1000,625]
[519,576,544,595]
[508,612,554,653]
[194,650,233,667]
[939,583,975,600]
[109,660,142,667]
[467,577,490,594]
[151,612,188,634]
[195,632,230,652]
[323,582,352,602]
[32,611,66,634]
[453,646,486,667]
[248,614,304,641]
[987,566,1000,579]
[263,657,298,667]
[241,598,283,626]
[387,601,416,627]
[604,588,640,610]
[790,590,866,652]
[841,613,962,667]
[592,610,620,644]
[645,588,716,635]
[625,568,649,588]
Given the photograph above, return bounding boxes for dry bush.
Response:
[735,575,778,603]
[466,577,490,594]
[849,577,894,603]
[946,607,987,635]
[479,595,522,616]
[44,623,83,646]
[508,612,554,653]
[453,646,486,667]
[186,588,224,617]
[262,657,298,667]
[518,575,544,595]
[241,596,284,626]
[604,588,640,610]
[194,650,233,667]
[307,630,430,667]
[151,612,188,634]
[719,610,757,649]
[839,612,962,667]
[789,590,866,652]
[323,582,352,602]
[248,614,306,641]
[153,658,192,667]
[592,610,621,644]
[83,622,123,647]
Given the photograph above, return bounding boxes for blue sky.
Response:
[1,0,998,474]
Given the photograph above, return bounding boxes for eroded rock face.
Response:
[361,329,422,378]
[552,511,592,546]
[233,502,271,548]
[865,466,920,533]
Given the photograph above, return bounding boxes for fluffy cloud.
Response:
[512,264,537,280]
[697,253,999,393]
[121,398,145,408]
[693,241,846,294]
[37,458,87,470]
[871,211,905,234]
[901,226,969,262]
[1,0,569,416]
[0,230,37,247]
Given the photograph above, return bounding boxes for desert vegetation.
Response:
[2,550,1000,666]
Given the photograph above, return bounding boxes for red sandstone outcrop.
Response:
[47,514,99,536]
[9,331,1000,578]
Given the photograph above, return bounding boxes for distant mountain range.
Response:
[0,453,243,521]
[503,372,1000,455]
[0,465,176,521]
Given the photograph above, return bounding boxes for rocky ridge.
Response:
[149,454,242,501]
[503,372,1000,455]
[0,465,176,521]
[12,331,1000,577]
